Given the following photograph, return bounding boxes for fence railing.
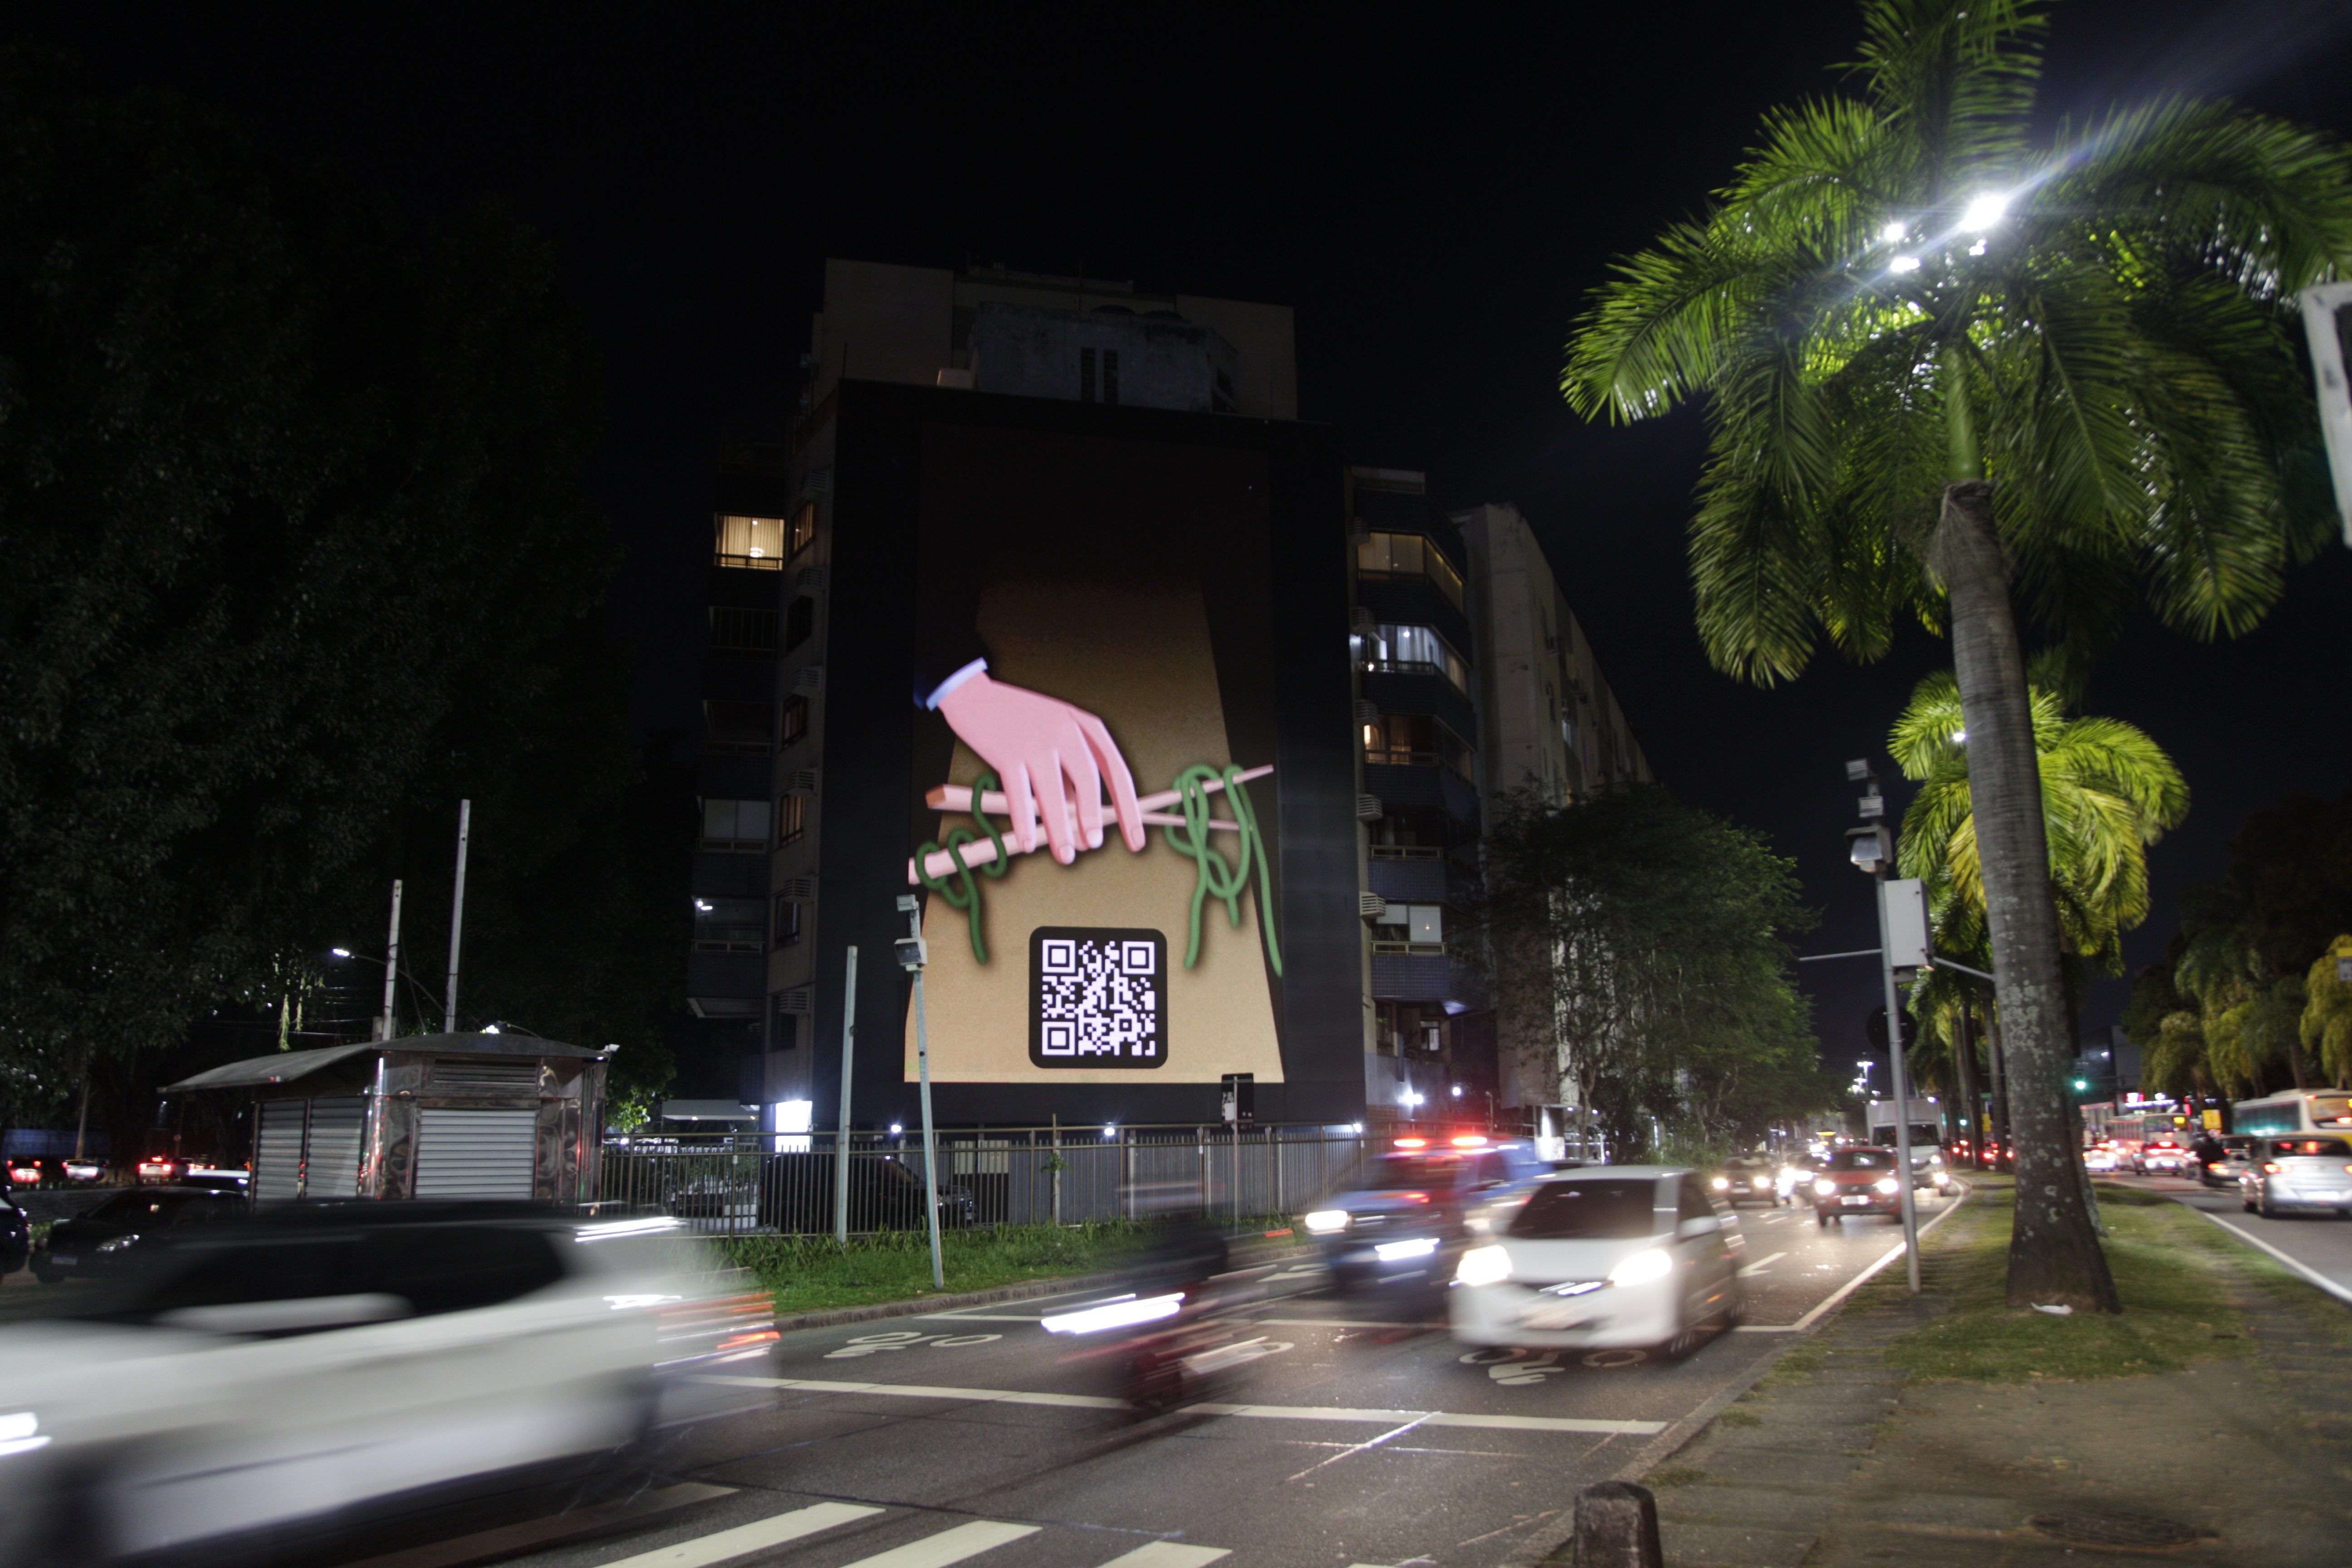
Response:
[599,1125,1374,1238]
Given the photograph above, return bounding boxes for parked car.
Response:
[31,1187,249,1283]
[755,1152,976,1234]
[0,1205,767,1565]
[2200,1135,2256,1190]
[2241,1136,2352,1218]
[1449,1167,1744,1358]
[1810,1147,1906,1226]
[0,1186,28,1275]
[1301,1137,1555,1293]
[3,1158,44,1188]
[1708,1155,1782,1208]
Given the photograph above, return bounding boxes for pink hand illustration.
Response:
[936,672,1146,864]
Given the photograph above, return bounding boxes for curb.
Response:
[764,1240,1314,1335]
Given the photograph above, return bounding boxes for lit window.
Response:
[1365,623,1470,692]
[1361,712,1475,781]
[701,798,770,852]
[1355,531,1464,610]
[714,514,785,570]
[693,897,765,952]
[779,695,809,748]
[789,501,816,557]
[778,793,807,846]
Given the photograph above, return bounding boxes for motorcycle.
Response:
[1044,1265,1279,1413]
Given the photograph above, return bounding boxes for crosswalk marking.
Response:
[703,1373,1666,1434]
[593,1503,883,1568]
[1093,1544,1231,1568]
[837,1519,1039,1568]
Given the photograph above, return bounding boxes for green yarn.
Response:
[1163,764,1283,977]
[915,769,1009,962]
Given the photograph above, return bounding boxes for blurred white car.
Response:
[0,1205,770,1564]
[1450,1167,1743,1358]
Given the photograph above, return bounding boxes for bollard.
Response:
[1573,1481,1662,1568]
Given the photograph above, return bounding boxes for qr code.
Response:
[1029,926,1167,1070]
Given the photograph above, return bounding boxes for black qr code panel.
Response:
[1029,927,1167,1069]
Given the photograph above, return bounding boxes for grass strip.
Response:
[1862,1177,2251,1383]
[721,1221,1158,1315]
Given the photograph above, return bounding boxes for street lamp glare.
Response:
[331,947,352,958]
[1879,219,1907,244]
[1888,254,1922,273]
[1960,191,2009,231]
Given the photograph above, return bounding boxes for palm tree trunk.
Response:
[1932,480,2120,1313]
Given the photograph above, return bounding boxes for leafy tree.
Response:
[2302,937,2352,1089]
[1561,0,2352,1309]
[1480,785,1831,1161]
[0,53,681,1126]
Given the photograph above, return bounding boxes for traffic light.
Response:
[2073,1078,2088,1093]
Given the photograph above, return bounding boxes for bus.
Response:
[2231,1089,2352,1137]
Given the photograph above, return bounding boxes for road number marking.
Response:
[827,1331,1003,1358]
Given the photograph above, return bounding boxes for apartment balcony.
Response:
[1358,665,1476,743]
[1363,761,1480,827]
[1368,943,1480,1004]
[1356,577,1472,654]
[1367,849,1448,904]
[686,951,765,1002]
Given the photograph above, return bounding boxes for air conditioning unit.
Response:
[1347,517,1370,544]
[779,876,816,902]
[796,567,827,591]
[783,769,820,796]
[1348,607,1375,634]
[1358,892,1388,921]
[776,988,813,1015]
[804,469,833,495]
[793,666,823,693]
[1353,700,1379,723]
[1356,794,1383,821]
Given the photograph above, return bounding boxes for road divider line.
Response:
[593,1503,884,1568]
[838,1519,1039,1568]
[2176,1203,2352,1306]
[692,1375,1665,1434]
[1737,1252,1787,1277]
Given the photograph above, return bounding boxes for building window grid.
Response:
[772,895,804,948]
[709,606,778,652]
[691,896,765,952]
[1362,622,1470,694]
[777,792,807,846]
[713,513,786,570]
[1354,530,1465,611]
[779,695,809,749]
[789,501,817,558]
[700,798,770,853]
[1361,712,1475,781]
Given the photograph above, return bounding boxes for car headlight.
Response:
[1874,1177,1901,1195]
[1455,1245,1512,1287]
[1303,1209,1350,1235]
[1814,1179,1837,1197]
[94,1235,138,1254]
[1710,1176,1730,1190]
[1751,1177,1771,1188]
[1607,1248,1674,1287]
[0,1412,46,1459]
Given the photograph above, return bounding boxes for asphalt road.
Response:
[314,1187,1966,1568]
[2108,1169,2352,1307]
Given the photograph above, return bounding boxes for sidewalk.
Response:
[1618,1182,2352,1567]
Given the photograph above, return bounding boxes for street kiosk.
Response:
[165,1033,609,1204]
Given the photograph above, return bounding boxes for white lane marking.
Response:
[592,1503,883,1568]
[1096,1545,1231,1568]
[331,1486,736,1568]
[913,1313,1427,1329]
[694,1375,1666,1433]
[1733,1183,1971,1332]
[2179,1204,2352,1306]
[914,1313,1045,1322]
[838,1520,1039,1568]
[1737,1252,1787,1277]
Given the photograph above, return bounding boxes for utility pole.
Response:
[381,880,405,1042]
[1845,761,1922,1295]
[443,800,471,1034]
[896,895,945,1291]
[834,944,858,1246]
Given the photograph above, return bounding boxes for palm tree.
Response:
[1563,0,2352,1310]
[1892,671,2187,971]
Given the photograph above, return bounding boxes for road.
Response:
[312,1189,1965,1568]
[2108,1169,2352,1306]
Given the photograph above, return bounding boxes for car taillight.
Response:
[2263,1162,2282,1174]
[653,1290,779,1365]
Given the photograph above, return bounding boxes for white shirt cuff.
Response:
[926,658,989,710]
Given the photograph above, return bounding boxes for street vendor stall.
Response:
[165,1033,609,1204]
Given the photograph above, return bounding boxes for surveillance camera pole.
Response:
[1850,764,1922,1294]
[897,897,945,1291]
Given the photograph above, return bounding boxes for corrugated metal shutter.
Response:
[305,1098,366,1198]
[415,1108,537,1198]
[255,1100,304,1200]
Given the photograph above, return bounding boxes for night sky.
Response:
[31,1,2352,1069]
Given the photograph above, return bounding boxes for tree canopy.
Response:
[1480,784,1832,1161]
[0,51,683,1132]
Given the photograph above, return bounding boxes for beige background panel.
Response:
[910,574,1283,1085]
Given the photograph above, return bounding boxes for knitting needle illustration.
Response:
[907,765,1273,884]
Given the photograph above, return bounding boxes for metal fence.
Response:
[599,1124,1374,1237]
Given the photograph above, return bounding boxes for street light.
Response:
[1844,760,1923,1294]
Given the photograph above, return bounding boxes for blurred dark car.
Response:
[1300,1137,1554,1292]
[32,1186,247,1283]
[0,1185,28,1274]
[756,1152,976,1233]
[1708,1155,1783,1208]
